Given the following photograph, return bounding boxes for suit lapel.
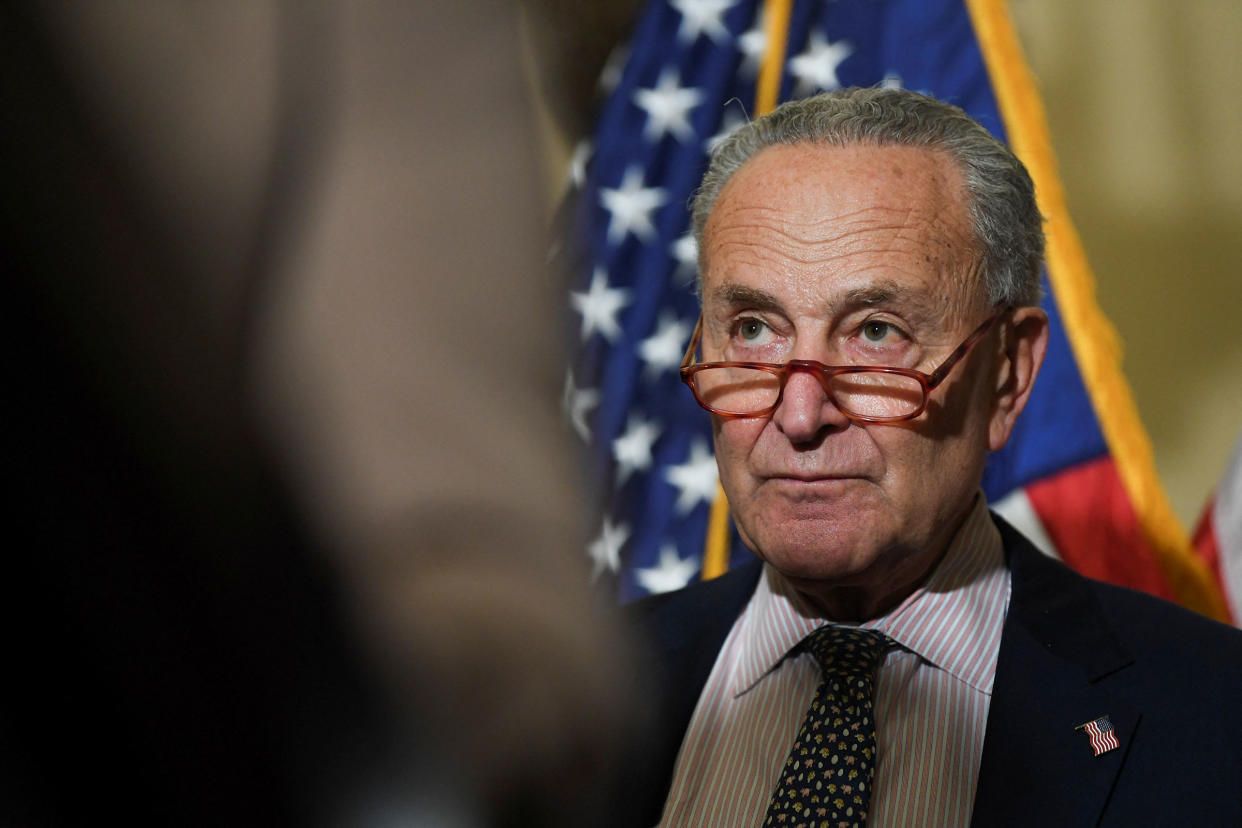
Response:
[972,519,1140,827]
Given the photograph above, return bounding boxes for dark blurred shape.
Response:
[1,2,387,823]
[522,0,645,139]
[2,1,637,824]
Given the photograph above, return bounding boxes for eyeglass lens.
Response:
[692,366,924,419]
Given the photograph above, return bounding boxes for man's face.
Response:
[699,142,1009,615]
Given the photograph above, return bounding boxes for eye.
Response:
[735,318,769,342]
[862,320,895,342]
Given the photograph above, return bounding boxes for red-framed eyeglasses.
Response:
[678,309,1007,424]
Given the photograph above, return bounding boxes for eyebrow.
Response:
[842,284,901,307]
[708,283,785,311]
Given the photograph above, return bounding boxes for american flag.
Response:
[559,0,1230,614]
[1081,715,1120,757]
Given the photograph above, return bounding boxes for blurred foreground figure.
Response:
[3,2,634,825]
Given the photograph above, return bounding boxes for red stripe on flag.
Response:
[1192,502,1235,624]
[1025,457,1176,602]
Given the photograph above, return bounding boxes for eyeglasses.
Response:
[679,309,1007,423]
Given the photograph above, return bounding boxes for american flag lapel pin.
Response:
[1074,715,1121,757]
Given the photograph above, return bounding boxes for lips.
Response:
[762,471,866,482]
[763,474,870,491]
[759,476,870,507]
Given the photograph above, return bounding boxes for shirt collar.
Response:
[730,493,1009,697]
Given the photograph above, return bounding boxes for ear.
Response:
[988,306,1049,451]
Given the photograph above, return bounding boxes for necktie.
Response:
[763,626,893,828]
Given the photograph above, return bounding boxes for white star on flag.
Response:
[613,414,663,484]
[588,517,630,580]
[600,166,669,244]
[671,230,699,283]
[737,18,767,76]
[639,313,694,378]
[570,267,631,342]
[670,0,735,44]
[664,438,719,513]
[567,139,592,190]
[882,73,904,89]
[788,30,853,95]
[635,543,701,594]
[633,69,705,143]
[562,370,600,442]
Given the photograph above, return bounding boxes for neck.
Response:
[784,545,949,621]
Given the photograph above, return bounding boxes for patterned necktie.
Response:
[763,626,894,828]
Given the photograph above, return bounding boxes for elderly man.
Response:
[627,87,1242,827]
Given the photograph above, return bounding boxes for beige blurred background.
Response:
[529,0,1242,531]
[1011,0,1242,527]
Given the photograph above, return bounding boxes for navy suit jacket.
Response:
[624,516,1242,827]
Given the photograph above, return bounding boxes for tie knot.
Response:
[800,625,893,678]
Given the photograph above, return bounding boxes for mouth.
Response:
[759,476,870,507]
[765,472,864,483]
[763,474,868,492]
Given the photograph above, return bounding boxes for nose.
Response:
[771,365,852,444]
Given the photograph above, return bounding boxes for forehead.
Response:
[700,142,982,314]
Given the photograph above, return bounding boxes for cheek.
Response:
[877,413,987,508]
[871,429,924,488]
[873,420,966,488]
[916,360,997,444]
[711,417,765,475]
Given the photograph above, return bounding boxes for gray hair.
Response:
[692,86,1044,306]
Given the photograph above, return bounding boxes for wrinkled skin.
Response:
[699,142,1048,619]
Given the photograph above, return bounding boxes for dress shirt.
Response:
[657,494,1010,827]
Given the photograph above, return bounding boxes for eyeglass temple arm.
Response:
[926,308,1007,388]
[681,315,704,368]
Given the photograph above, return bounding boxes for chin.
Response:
[745,514,892,586]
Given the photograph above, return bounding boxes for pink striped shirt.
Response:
[657,495,1010,827]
